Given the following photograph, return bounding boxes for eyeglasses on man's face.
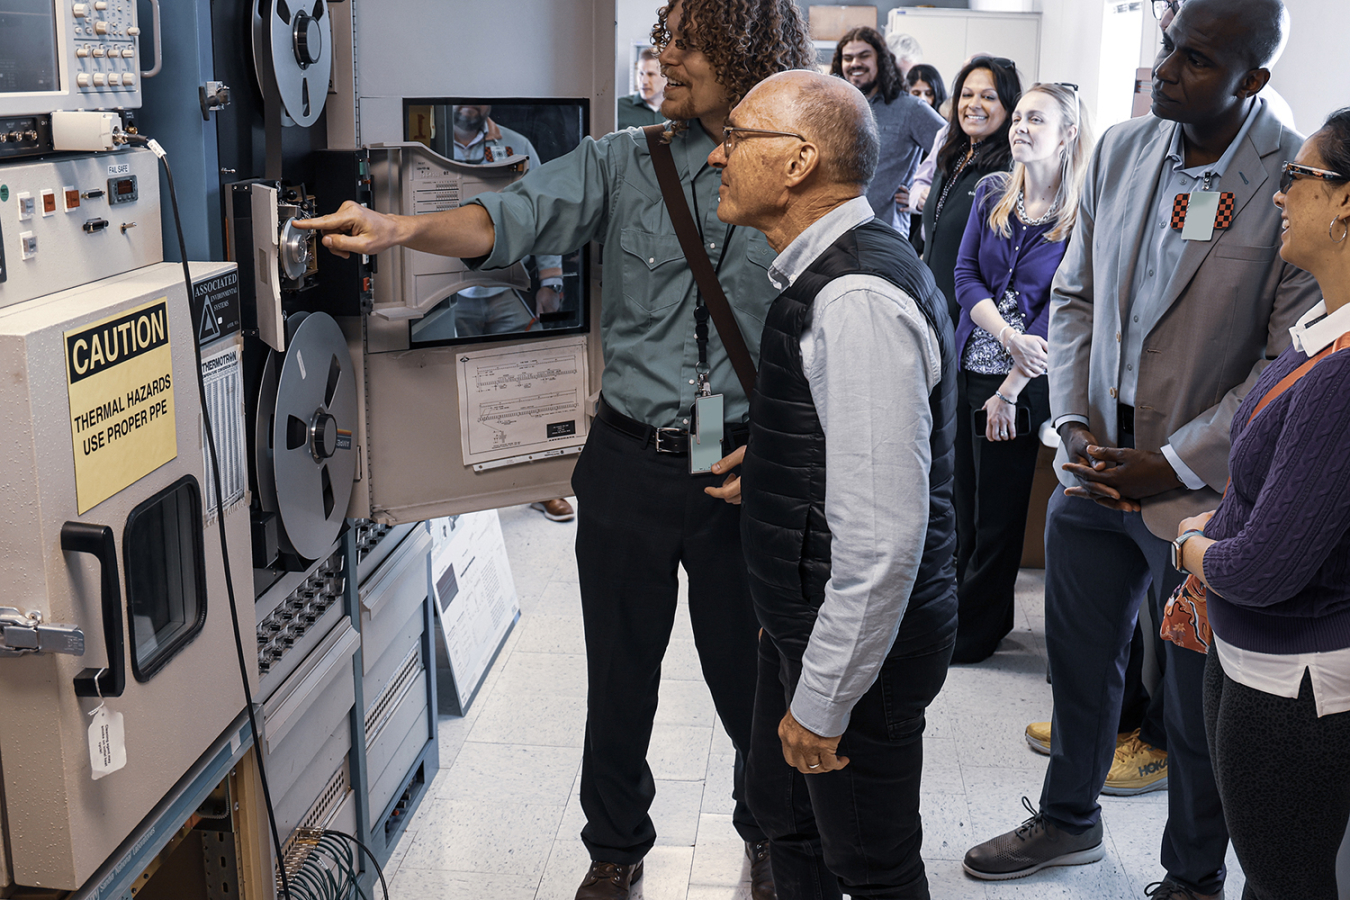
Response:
[721,125,806,154]
[1152,0,1182,20]
[1279,161,1347,194]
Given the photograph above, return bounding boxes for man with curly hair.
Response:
[296,1,814,898]
[830,27,943,240]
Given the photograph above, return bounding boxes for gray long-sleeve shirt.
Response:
[767,197,942,737]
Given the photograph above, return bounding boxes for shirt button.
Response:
[682,418,689,425]
[709,243,716,249]
[689,379,696,385]
[1116,332,1122,342]
[1127,363,1134,371]
[1134,315,1140,323]
[1148,268,1154,277]
[1110,387,1118,398]
[648,257,655,264]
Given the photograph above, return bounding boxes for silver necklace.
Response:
[1016,190,1056,226]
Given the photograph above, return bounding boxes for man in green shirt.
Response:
[298,2,815,897]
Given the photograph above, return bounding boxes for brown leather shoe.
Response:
[574,859,643,899]
[747,840,776,900]
[531,498,575,522]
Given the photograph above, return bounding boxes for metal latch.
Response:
[0,607,85,657]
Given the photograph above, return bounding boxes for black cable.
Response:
[122,131,293,900]
[322,830,390,900]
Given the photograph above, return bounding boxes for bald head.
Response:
[748,70,879,189]
[1177,0,1289,69]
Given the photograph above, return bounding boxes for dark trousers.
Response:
[1205,651,1350,899]
[746,635,953,900]
[1040,489,1228,894]
[951,371,1051,662]
[571,417,765,863]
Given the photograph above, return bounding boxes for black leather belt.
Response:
[596,395,747,457]
[1118,404,1135,436]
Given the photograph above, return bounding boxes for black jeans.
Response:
[1205,651,1350,899]
[746,634,953,900]
[571,417,765,863]
[1040,489,1228,894]
[952,370,1051,662]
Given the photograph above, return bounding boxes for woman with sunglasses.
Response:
[1172,108,1350,899]
[920,57,1022,332]
[947,83,1093,664]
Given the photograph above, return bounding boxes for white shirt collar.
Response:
[767,196,876,291]
[1290,299,1350,355]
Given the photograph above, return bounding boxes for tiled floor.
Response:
[383,502,1246,899]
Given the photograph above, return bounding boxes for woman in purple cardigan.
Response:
[948,83,1093,663]
[1173,109,1350,900]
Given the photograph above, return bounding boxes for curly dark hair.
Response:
[651,0,816,112]
[830,26,903,104]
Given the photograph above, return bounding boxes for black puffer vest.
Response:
[741,219,958,660]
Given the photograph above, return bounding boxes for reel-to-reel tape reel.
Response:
[254,310,357,561]
[252,0,333,127]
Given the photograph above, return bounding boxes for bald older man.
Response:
[706,71,958,900]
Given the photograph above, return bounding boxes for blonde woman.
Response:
[949,83,1093,663]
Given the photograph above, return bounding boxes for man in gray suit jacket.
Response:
[964,0,1319,892]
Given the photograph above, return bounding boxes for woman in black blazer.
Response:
[921,56,1023,327]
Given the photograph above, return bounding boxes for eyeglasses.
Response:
[1151,0,1182,19]
[1279,161,1347,194]
[970,56,1016,72]
[721,125,806,154]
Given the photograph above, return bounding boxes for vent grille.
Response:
[365,644,422,741]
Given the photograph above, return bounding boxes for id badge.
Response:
[690,393,725,475]
[1179,191,1222,241]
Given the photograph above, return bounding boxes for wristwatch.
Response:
[1171,529,1206,574]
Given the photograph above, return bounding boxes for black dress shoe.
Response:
[575,859,643,899]
[746,840,776,900]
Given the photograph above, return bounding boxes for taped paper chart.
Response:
[456,337,589,465]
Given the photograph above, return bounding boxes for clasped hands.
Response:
[1059,422,1183,511]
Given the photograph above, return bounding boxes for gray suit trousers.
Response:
[1039,488,1229,894]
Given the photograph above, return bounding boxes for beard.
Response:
[847,72,877,95]
[453,108,485,132]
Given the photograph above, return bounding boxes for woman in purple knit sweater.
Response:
[1173,108,1350,899]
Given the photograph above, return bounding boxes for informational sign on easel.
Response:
[428,510,520,714]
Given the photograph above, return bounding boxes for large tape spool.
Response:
[252,0,333,127]
[255,312,358,561]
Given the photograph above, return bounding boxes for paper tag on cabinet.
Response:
[88,707,127,780]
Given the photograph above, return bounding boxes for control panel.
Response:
[0,0,143,119]
[0,148,161,309]
[0,116,54,161]
[256,548,348,690]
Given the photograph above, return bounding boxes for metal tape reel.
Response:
[251,0,333,127]
[254,312,357,560]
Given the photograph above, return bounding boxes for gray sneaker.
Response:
[963,798,1105,881]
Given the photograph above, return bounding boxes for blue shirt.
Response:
[469,124,780,428]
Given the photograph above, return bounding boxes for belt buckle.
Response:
[653,427,685,454]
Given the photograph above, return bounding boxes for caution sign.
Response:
[65,298,178,513]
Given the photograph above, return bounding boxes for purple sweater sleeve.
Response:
[953,181,997,313]
[1204,354,1350,606]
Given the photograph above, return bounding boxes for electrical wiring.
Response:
[323,830,391,900]
[115,130,293,900]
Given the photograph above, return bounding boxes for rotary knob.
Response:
[77,73,92,87]
[73,3,89,16]
[94,20,107,33]
[92,72,106,86]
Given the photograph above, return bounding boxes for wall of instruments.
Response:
[0,0,615,897]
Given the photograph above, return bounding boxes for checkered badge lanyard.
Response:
[1171,171,1234,241]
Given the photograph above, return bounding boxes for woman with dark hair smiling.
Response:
[1172,108,1350,900]
[920,56,1022,328]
